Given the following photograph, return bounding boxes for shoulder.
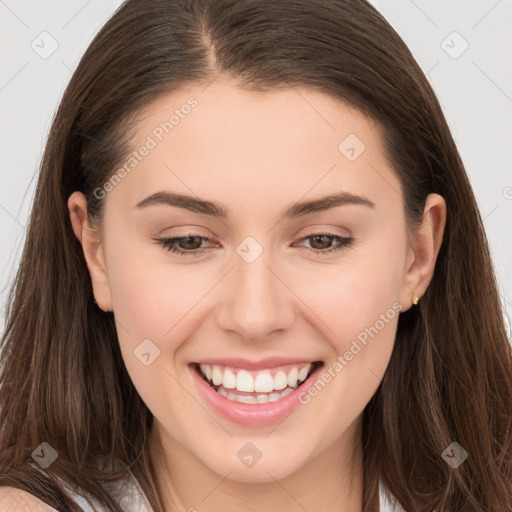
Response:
[0,486,58,511]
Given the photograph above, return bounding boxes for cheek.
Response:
[105,237,209,339]
[296,233,405,341]
[104,251,198,418]
[291,230,405,408]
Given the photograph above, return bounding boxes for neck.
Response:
[149,417,365,512]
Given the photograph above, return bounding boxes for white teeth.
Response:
[216,385,300,404]
[254,372,274,393]
[223,368,237,389]
[198,362,316,395]
[281,387,293,397]
[200,364,212,381]
[212,365,223,386]
[298,364,311,382]
[273,371,288,390]
[287,367,298,387]
[236,395,258,404]
[236,370,254,392]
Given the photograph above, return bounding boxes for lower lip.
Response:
[190,363,323,428]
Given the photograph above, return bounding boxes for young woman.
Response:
[1,0,511,511]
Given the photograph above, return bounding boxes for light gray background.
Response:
[1,1,511,338]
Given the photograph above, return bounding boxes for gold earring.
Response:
[412,297,419,305]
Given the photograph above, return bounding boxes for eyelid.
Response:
[157,225,350,241]
[153,230,353,257]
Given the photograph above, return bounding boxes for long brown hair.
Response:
[1,0,511,510]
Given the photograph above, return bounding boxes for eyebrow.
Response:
[135,190,376,219]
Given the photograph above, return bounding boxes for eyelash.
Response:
[154,232,353,257]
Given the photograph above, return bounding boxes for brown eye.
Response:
[155,232,353,258]
[308,235,336,250]
[155,234,215,257]
[177,236,204,251]
[298,233,353,256]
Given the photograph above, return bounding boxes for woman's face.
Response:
[70,78,445,485]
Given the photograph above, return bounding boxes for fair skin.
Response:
[65,78,445,512]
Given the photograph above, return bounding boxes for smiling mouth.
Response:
[192,361,323,404]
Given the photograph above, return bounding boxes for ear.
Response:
[399,193,447,312]
[68,191,113,312]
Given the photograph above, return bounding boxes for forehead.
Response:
[134,79,373,154]
[106,78,402,215]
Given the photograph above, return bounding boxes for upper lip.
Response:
[192,357,322,371]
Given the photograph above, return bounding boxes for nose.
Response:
[216,243,296,342]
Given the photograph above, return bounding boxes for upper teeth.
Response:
[199,363,313,393]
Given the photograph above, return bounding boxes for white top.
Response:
[29,461,153,512]
[54,467,153,512]
[379,478,406,512]
[30,462,404,511]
